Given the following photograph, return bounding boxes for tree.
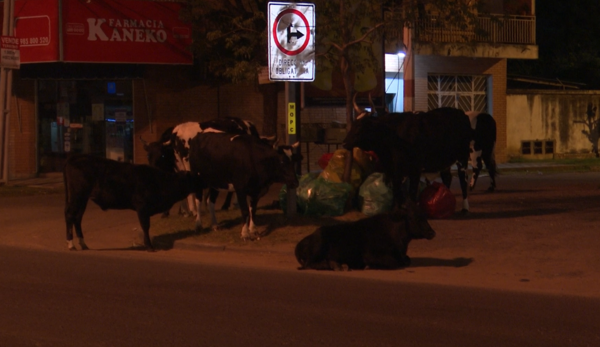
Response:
[181,0,279,135]
[311,0,479,182]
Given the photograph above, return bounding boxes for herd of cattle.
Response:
[63,103,496,271]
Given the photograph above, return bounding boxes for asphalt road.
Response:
[1,245,599,347]
[2,171,600,346]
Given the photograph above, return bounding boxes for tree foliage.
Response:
[181,0,268,84]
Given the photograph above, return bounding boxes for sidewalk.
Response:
[3,161,593,190]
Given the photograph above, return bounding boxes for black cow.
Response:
[466,111,498,192]
[343,107,473,213]
[141,117,275,221]
[63,154,202,251]
[295,202,436,270]
[189,132,301,240]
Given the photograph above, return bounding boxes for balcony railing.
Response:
[414,15,536,45]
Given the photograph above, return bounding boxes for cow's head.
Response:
[140,136,176,173]
[342,114,391,153]
[275,142,302,189]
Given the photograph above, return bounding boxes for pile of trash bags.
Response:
[280,148,455,218]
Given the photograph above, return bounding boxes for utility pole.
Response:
[0,0,15,184]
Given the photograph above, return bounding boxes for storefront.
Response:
[1,0,192,177]
[34,77,133,172]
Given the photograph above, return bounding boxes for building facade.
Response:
[2,0,539,180]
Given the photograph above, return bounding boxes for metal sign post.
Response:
[0,0,16,184]
[268,2,315,217]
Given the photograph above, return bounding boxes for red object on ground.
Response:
[419,181,456,219]
[318,153,334,170]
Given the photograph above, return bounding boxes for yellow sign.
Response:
[288,103,296,134]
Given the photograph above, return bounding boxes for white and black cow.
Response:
[465,111,498,192]
[188,132,301,240]
[295,202,435,270]
[63,154,203,251]
[344,106,474,213]
[142,117,274,223]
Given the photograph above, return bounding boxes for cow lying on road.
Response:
[295,202,436,270]
[63,154,202,251]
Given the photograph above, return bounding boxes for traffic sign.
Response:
[268,2,315,82]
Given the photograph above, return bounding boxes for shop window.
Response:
[37,80,133,173]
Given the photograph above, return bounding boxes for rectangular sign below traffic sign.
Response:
[268,2,315,82]
[0,36,20,69]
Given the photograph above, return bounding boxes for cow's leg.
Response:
[136,211,154,251]
[193,191,203,232]
[248,193,260,239]
[484,146,497,192]
[440,168,452,188]
[469,148,482,190]
[235,191,253,240]
[456,162,469,213]
[187,193,198,217]
[65,196,89,251]
[207,188,220,231]
[221,192,233,210]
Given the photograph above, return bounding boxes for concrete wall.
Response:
[506,90,600,159]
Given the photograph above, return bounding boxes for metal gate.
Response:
[427,75,488,112]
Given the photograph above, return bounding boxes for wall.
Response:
[506,90,600,159]
[413,55,508,162]
[7,76,37,180]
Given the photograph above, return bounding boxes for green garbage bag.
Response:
[298,176,353,217]
[279,172,319,214]
[358,172,394,216]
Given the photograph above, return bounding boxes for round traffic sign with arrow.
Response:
[272,8,310,56]
[268,2,315,82]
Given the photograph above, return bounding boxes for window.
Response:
[521,140,555,156]
[427,74,488,112]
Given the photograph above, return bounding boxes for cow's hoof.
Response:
[487,187,495,193]
[80,245,89,251]
[146,248,156,253]
[211,225,219,232]
[69,246,77,251]
[460,209,469,215]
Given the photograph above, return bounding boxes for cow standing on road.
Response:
[466,111,498,192]
[142,117,275,223]
[189,132,301,240]
[63,154,203,251]
[343,106,473,213]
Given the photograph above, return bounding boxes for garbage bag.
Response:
[320,149,363,191]
[358,172,393,216]
[318,153,334,170]
[279,172,319,214]
[419,181,456,219]
[298,176,353,216]
[352,147,376,178]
